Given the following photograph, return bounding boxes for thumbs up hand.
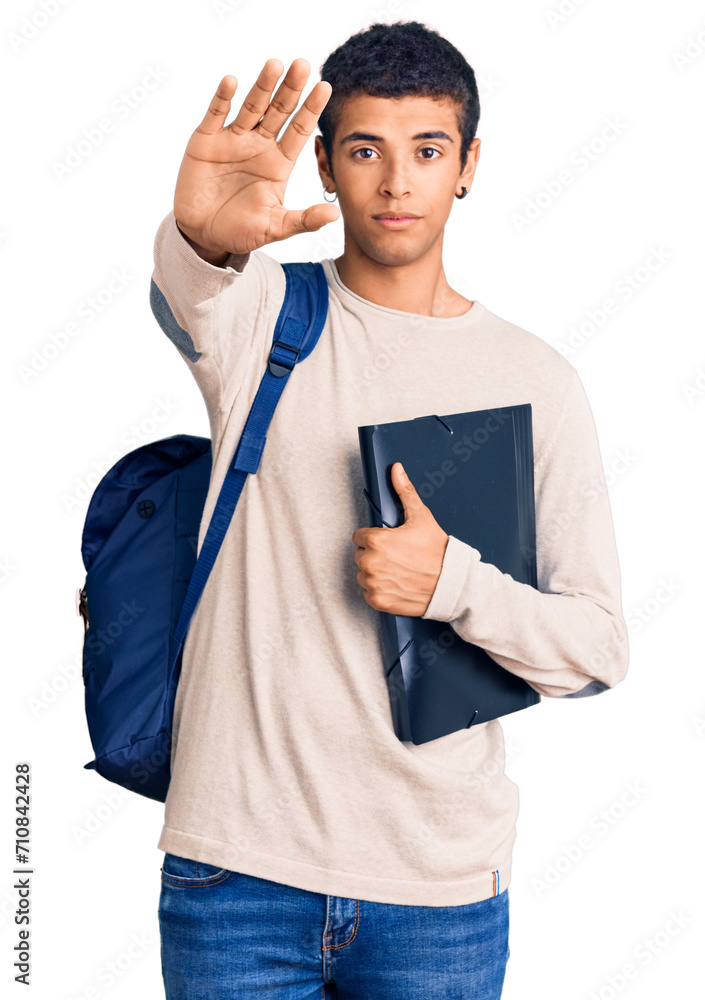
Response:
[351,462,449,617]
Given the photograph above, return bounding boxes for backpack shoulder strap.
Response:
[171,261,328,660]
[268,260,330,372]
[234,261,328,471]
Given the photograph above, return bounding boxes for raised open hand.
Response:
[174,58,339,258]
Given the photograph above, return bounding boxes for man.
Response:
[150,21,629,999]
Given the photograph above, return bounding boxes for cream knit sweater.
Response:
[149,210,629,906]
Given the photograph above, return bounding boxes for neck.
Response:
[333,238,472,318]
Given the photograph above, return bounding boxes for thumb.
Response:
[391,462,423,521]
[283,202,340,237]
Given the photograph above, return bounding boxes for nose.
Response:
[378,157,411,200]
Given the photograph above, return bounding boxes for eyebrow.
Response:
[338,130,454,145]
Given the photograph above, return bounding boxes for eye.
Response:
[419,147,441,159]
[352,147,378,159]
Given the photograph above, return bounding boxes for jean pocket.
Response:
[160,851,231,887]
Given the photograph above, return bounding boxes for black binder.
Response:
[358,404,541,744]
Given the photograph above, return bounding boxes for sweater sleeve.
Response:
[149,210,269,413]
[420,366,629,699]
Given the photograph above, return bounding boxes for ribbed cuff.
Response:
[168,211,251,280]
[421,534,481,622]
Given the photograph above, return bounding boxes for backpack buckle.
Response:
[76,585,89,635]
[268,338,301,377]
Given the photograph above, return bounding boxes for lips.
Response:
[373,213,420,220]
[373,215,420,229]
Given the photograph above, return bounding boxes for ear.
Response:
[314,135,334,190]
[458,137,481,195]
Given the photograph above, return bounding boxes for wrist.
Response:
[175,219,232,267]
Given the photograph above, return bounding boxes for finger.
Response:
[256,57,311,140]
[228,58,284,134]
[197,74,238,136]
[278,81,333,163]
[280,202,340,239]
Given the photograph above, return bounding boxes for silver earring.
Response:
[323,187,338,203]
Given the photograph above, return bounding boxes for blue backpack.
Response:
[78,261,329,802]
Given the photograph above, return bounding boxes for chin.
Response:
[361,237,426,268]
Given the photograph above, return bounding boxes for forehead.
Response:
[333,92,462,140]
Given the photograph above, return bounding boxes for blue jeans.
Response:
[158,851,510,999]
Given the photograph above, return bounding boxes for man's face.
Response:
[315,92,480,267]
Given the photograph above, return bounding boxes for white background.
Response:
[2,0,704,997]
